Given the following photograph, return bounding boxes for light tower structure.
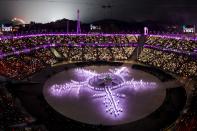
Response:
[144,27,148,35]
[77,9,81,34]
[67,20,69,34]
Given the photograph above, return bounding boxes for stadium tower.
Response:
[77,9,81,34]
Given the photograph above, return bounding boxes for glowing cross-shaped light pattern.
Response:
[49,67,157,118]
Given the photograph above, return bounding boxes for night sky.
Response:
[0,0,197,24]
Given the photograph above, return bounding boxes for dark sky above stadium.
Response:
[0,0,197,24]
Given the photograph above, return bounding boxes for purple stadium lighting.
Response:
[49,67,157,118]
[0,43,138,59]
[0,33,140,40]
[76,9,81,34]
[1,41,196,60]
[149,34,197,41]
[1,33,197,41]
[1,33,195,60]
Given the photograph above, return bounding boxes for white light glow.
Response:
[49,67,157,118]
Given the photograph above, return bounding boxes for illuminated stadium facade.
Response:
[0,33,196,78]
[0,33,196,130]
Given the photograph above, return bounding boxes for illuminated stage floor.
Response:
[43,64,167,125]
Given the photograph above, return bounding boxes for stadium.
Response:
[0,33,196,131]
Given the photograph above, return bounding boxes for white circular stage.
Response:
[43,64,166,125]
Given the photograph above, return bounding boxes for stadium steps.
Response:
[130,35,146,60]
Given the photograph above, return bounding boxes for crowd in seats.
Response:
[1,33,197,131]
[34,49,58,65]
[98,48,113,61]
[0,55,46,80]
[8,125,48,131]
[115,36,129,43]
[146,36,197,52]
[0,33,197,81]
[122,47,135,57]
[0,34,138,55]
[68,47,83,61]
[111,47,128,60]
[0,85,34,130]
[0,44,136,80]
[83,46,97,61]
[175,81,197,131]
[138,48,197,77]
[127,35,138,43]
[0,34,137,80]
[54,46,136,62]
[55,46,69,60]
